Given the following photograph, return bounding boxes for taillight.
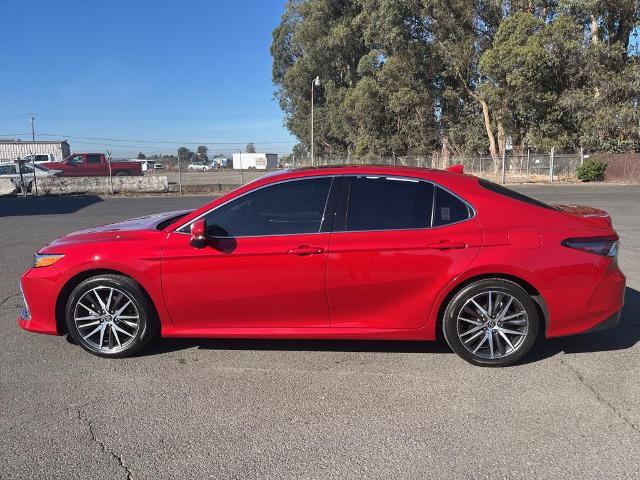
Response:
[561,236,619,257]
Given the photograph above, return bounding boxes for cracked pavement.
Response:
[1,186,639,479]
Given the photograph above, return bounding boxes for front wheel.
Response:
[442,279,539,367]
[65,274,157,358]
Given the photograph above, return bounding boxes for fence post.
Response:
[177,150,182,195]
[28,151,39,196]
[549,147,555,183]
[580,147,584,165]
[526,149,530,178]
[107,150,114,195]
[501,150,506,184]
[15,158,26,196]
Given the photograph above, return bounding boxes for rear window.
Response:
[478,179,558,211]
[433,187,472,226]
[345,176,434,231]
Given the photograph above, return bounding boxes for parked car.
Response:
[0,161,61,191]
[45,153,143,177]
[188,162,210,172]
[21,153,57,164]
[18,165,625,366]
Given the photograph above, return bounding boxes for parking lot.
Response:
[1,184,639,479]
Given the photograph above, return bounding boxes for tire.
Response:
[65,274,158,358]
[115,171,129,176]
[442,278,539,367]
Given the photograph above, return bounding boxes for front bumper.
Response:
[17,268,61,336]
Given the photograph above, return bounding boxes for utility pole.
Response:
[311,76,320,166]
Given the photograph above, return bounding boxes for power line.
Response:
[37,133,297,146]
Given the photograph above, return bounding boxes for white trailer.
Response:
[232,153,278,170]
[0,140,70,163]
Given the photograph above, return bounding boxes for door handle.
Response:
[427,240,467,250]
[287,245,325,256]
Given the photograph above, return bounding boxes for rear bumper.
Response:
[584,309,621,333]
[544,265,626,338]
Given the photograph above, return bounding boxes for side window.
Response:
[36,155,48,162]
[433,187,471,226]
[86,155,101,164]
[0,165,12,175]
[20,164,34,174]
[68,155,83,164]
[344,176,434,231]
[203,177,333,237]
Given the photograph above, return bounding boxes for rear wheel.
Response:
[65,274,157,358]
[442,279,539,367]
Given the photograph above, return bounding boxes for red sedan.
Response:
[18,166,625,366]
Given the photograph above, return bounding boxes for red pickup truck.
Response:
[46,153,143,177]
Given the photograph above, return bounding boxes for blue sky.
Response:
[0,0,295,157]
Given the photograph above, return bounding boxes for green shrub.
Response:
[576,157,607,182]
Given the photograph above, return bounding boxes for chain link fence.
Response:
[10,149,627,196]
[290,151,584,184]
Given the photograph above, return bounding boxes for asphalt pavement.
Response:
[1,184,639,479]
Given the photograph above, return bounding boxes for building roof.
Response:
[0,140,69,145]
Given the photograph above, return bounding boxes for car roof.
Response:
[261,164,472,182]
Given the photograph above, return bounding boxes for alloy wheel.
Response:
[73,286,140,353]
[456,290,529,360]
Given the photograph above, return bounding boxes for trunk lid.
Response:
[553,204,613,231]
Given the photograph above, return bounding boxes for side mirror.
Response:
[189,219,207,248]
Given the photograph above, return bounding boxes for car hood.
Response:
[43,209,192,250]
[36,169,62,176]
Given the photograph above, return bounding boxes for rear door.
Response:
[326,175,482,329]
[85,154,106,175]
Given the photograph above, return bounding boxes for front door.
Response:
[161,176,338,329]
[326,175,482,329]
[64,154,85,176]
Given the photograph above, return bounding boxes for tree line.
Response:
[272,0,640,164]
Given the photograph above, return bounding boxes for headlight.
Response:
[34,253,64,268]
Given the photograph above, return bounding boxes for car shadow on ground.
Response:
[138,287,640,363]
[0,195,102,217]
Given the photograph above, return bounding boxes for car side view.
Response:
[18,166,625,366]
